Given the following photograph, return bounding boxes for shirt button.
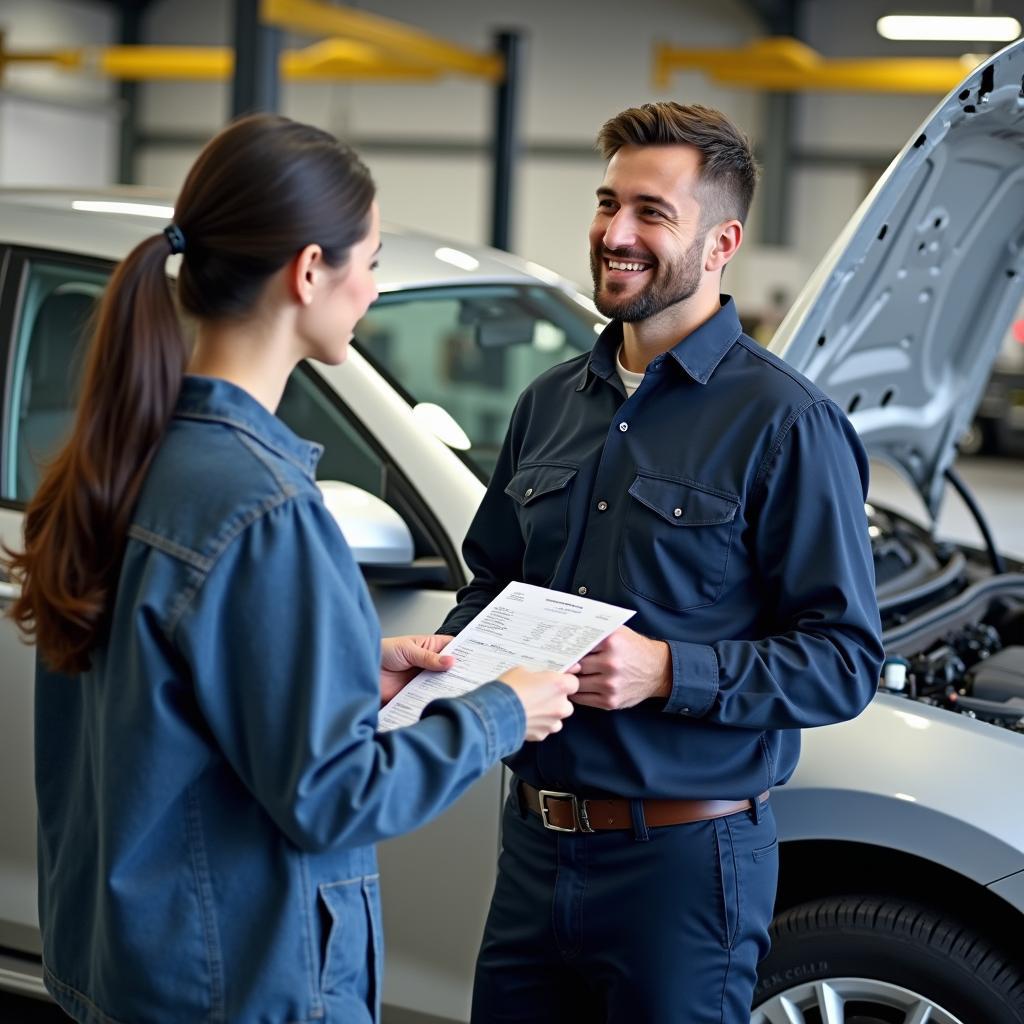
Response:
[525,487,534,498]
[618,422,628,433]
[578,586,588,596]
[673,507,683,518]
[597,500,608,512]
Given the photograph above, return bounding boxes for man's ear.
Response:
[705,221,743,272]
[290,244,323,306]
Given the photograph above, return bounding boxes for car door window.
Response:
[5,259,108,502]
[355,285,601,478]
[5,257,388,510]
[276,367,384,497]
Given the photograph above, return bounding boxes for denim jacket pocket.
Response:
[319,874,383,1019]
[619,473,740,611]
[505,463,578,586]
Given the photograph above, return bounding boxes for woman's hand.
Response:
[380,634,455,705]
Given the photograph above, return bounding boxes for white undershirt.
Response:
[615,345,645,398]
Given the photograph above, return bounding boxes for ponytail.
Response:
[3,233,187,673]
[4,113,375,674]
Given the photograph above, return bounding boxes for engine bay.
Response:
[870,504,1024,733]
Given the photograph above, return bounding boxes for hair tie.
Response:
[163,223,186,255]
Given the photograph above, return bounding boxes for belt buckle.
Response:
[537,789,593,833]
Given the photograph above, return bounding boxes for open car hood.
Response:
[769,38,1024,521]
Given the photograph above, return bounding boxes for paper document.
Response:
[378,582,635,732]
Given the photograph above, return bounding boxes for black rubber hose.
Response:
[944,465,1007,575]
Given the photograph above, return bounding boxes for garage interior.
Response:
[2,0,1024,1022]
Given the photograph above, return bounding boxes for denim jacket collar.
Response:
[174,374,323,480]
[577,295,742,391]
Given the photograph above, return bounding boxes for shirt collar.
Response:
[576,295,742,391]
[174,375,323,479]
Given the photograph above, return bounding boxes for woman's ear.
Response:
[290,244,323,306]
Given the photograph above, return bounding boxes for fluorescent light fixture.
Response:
[412,403,472,451]
[877,14,1021,42]
[434,246,479,272]
[72,200,175,219]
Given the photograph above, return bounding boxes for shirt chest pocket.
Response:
[619,474,740,612]
[505,462,578,587]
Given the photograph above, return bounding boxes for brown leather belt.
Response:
[519,780,769,834]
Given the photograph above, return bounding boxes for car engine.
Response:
[870,505,1024,733]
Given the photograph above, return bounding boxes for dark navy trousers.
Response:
[470,786,778,1023]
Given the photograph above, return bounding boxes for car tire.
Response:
[957,419,986,457]
[752,896,1024,1024]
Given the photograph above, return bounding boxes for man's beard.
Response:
[590,235,704,323]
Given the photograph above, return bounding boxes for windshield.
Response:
[354,283,603,478]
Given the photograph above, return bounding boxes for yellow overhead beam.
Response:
[285,39,442,80]
[93,46,230,79]
[260,0,504,82]
[0,43,447,82]
[1,47,82,70]
[655,37,984,93]
[0,3,502,84]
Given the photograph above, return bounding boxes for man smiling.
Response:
[440,102,883,1023]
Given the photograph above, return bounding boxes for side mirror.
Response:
[318,481,414,565]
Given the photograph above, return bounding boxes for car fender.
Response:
[776,693,1024,886]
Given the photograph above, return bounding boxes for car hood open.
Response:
[770,38,1024,521]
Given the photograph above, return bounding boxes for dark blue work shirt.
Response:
[440,296,884,801]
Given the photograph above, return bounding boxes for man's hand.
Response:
[573,626,672,710]
[380,635,455,706]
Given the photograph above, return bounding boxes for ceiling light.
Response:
[72,200,175,218]
[877,14,1021,42]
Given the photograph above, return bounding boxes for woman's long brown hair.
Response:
[4,236,187,673]
[3,114,375,673]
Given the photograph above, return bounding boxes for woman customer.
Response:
[3,113,576,1024]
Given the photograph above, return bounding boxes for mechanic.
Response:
[440,102,885,1023]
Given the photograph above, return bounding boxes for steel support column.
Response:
[232,0,281,117]
[750,0,799,245]
[489,30,522,253]
[759,91,794,244]
[116,3,143,183]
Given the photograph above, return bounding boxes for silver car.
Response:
[3,38,1024,1024]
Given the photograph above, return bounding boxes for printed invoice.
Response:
[378,582,635,731]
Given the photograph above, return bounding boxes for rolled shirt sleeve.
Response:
[663,398,884,729]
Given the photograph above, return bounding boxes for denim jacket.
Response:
[35,375,525,1024]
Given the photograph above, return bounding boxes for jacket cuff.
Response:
[663,640,719,717]
[454,680,527,759]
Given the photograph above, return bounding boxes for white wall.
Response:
[0,0,119,185]
[0,93,118,186]
[0,0,118,102]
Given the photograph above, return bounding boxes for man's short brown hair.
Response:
[596,102,759,227]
